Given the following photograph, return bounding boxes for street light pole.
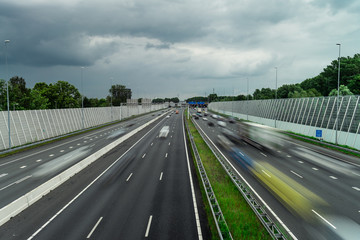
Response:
[275,67,278,128]
[5,40,11,149]
[247,77,249,121]
[110,77,113,121]
[81,67,85,129]
[336,43,341,145]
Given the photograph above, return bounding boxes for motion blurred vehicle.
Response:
[166,115,170,118]
[217,120,226,127]
[202,117,208,121]
[228,116,236,123]
[238,122,289,152]
[217,133,327,223]
[211,114,219,119]
[159,126,169,138]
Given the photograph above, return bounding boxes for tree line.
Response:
[187,53,359,102]
[0,77,133,110]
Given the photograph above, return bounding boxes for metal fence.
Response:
[0,104,166,151]
[209,95,360,150]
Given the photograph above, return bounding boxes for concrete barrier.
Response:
[0,112,166,226]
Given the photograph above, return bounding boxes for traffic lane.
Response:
[195,117,360,239]
[0,111,168,208]
[29,109,198,239]
[148,111,199,239]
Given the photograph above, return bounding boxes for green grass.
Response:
[186,115,271,240]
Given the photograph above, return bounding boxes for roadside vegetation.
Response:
[185,113,271,239]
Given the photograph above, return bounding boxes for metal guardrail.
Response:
[185,117,233,240]
[191,118,286,240]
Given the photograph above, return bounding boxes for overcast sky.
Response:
[0,0,359,100]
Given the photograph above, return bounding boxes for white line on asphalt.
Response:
[60,150,64,153]
[36,159,42,162]
[142,153,146,158]
[312,167,318,171]
[165,153,168,158]
[298,161,303,164]
[352,172,360,177]
[145,215,153,237]
[90,139,93,141]
[159,172,163,181]
[151,142,153,146]
[171,135,173,138]
[69,146,73,149]
[260,152,267,157]
[126,173,133,182]
[352,187,360,191]
[49,154,54,157]
[182,115,203,240]
[77,143,81,146]
[329,176,338,180]
[168,142,171,146]
[287,155,291,158]
[84,141,87,143]
[0,175,32,191]
[87,217,103,239]
[20,166,26,169]
[312,209,336,229]
[0,173,8,178]
[291,170,303,178]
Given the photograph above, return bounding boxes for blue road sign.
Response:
[316,130,322,138]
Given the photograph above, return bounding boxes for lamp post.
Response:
[275,67,278,128]
[5,40,11,149]
[336,43,341,145]
[81,67,85,129]
[110,77,113,121]
[247,77,249,121]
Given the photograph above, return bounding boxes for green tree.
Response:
[9,76,31,110]
[329,85,354,96]
[30,89,50,109]
[109,84,132,106]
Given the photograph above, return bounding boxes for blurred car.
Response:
[166,115,170,118]
[175,110,179,114]
[217,121,226,127]
[211,114,219,119]
[202,117,208,121]
[159,126,170,138]
[228,116,236,123]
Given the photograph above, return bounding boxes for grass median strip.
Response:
[186,117,271,239]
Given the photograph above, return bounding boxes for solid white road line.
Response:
[182,115,203,240]
[142,153,146,159]
[0,173,8,178]
[159,172,163,181]
[260,152,267,157]
[298,161,303,164]
[20,166,27,169]
[126,173,133,182]
[165,153,168,158]
[312,167,318,171]
[329,176,338,180]
[86,217,103,239]
[290,170,303,178]
[352,187,360,191]
[312,209,336,229]
[145,215,153,237]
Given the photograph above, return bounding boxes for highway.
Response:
[0,109,209,239]
[0,112,163,209]
[191,109,360,240]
